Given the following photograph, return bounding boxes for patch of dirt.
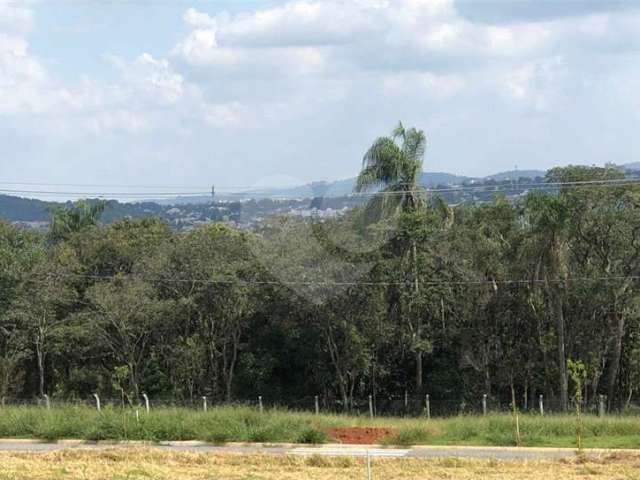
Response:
[325,427,395,445]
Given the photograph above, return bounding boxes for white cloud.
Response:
[500,56,566,111]
[0,2,34,34]
[3,0,640,187]
[382,72,465,99]
[114,53,185,105]
[202,102,248,128]
[182,1,377,49]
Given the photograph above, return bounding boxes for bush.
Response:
[384,427,431,446]
[295,426,328,444]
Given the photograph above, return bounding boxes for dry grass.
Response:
[0,449,639,480]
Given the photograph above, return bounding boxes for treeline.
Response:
[1,164,639,413]
[3,119,640,413]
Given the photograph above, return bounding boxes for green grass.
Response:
[0,405,639,448]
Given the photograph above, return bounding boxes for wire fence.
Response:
[2,393,635,417]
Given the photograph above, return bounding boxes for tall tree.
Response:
[87,277,165,401]
[10,244,79,397]
[523,190,571,410]
[355,122,428,390]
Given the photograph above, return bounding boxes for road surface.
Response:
[0,440,627,460]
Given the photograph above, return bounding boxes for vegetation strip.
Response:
[0,406,639,449]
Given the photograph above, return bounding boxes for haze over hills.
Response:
[170,169,546,204]
[2,165,636,229]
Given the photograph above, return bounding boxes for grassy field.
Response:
[1,405,640,448]
[1,449,640,480]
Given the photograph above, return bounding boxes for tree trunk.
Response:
[412,242,423,391]
[129,363,140,401]
[224,330,239,403]
[483,348,492,397]
[36,346,45,398]
[605,310,625,411]
[325,323,350,412]
[416,336,423,391]
[554,294,568,411]
[35,325,46,398]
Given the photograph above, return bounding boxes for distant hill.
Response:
[623,162,640,172]
[8,164,625,228]
[161,172,477,204]
[486,169,546,181]
[0,195,52,222]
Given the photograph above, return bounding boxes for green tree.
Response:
[10,244,79,397]
[523,190,571,411]
[355,122,428,390]
[0,222,41,397]
[48,200,106,243]
[87,277,166,400]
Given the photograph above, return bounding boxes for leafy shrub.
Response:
[295,426,328,444]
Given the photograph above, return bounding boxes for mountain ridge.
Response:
[3,164,636,227]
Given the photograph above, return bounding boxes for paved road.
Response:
[0,441,624,460]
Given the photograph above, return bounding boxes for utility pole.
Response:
[211,185,215,202]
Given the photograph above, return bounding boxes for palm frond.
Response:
[361,184,404,224]
[356,137,404,192]
[355,165,385,193]
[392,122,406,142]
[402,128,427,167]
[355,122,428,222]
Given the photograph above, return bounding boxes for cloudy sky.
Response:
[2,0,640,194]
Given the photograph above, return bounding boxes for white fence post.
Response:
[314,396,319,416]
[425,394,431,419]
[482,394,487,416]
[258,396,263,414]
[202,396,208,413]
[43,394,50,410]
[539,394,544,416]
[142,393,150,414]
[368,395,374,419]
[599,395,606,417]
[93,393,101,412]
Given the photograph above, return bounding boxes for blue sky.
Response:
[2,0,640,197]
[30,1,276,79]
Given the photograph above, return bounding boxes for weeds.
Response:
[0,405,639,448]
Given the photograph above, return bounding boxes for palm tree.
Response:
[48,200,106,242]
[355,122,427,390]
[355,122,426,218]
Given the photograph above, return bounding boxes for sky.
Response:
[1,0,640,195]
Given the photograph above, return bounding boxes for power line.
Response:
[0,188,209,198]
[2,177,640,200]
[0,181,250,191]
[21,271,640,288]
[349,178,640,197]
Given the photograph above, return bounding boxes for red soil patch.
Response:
[326,427,395,445]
